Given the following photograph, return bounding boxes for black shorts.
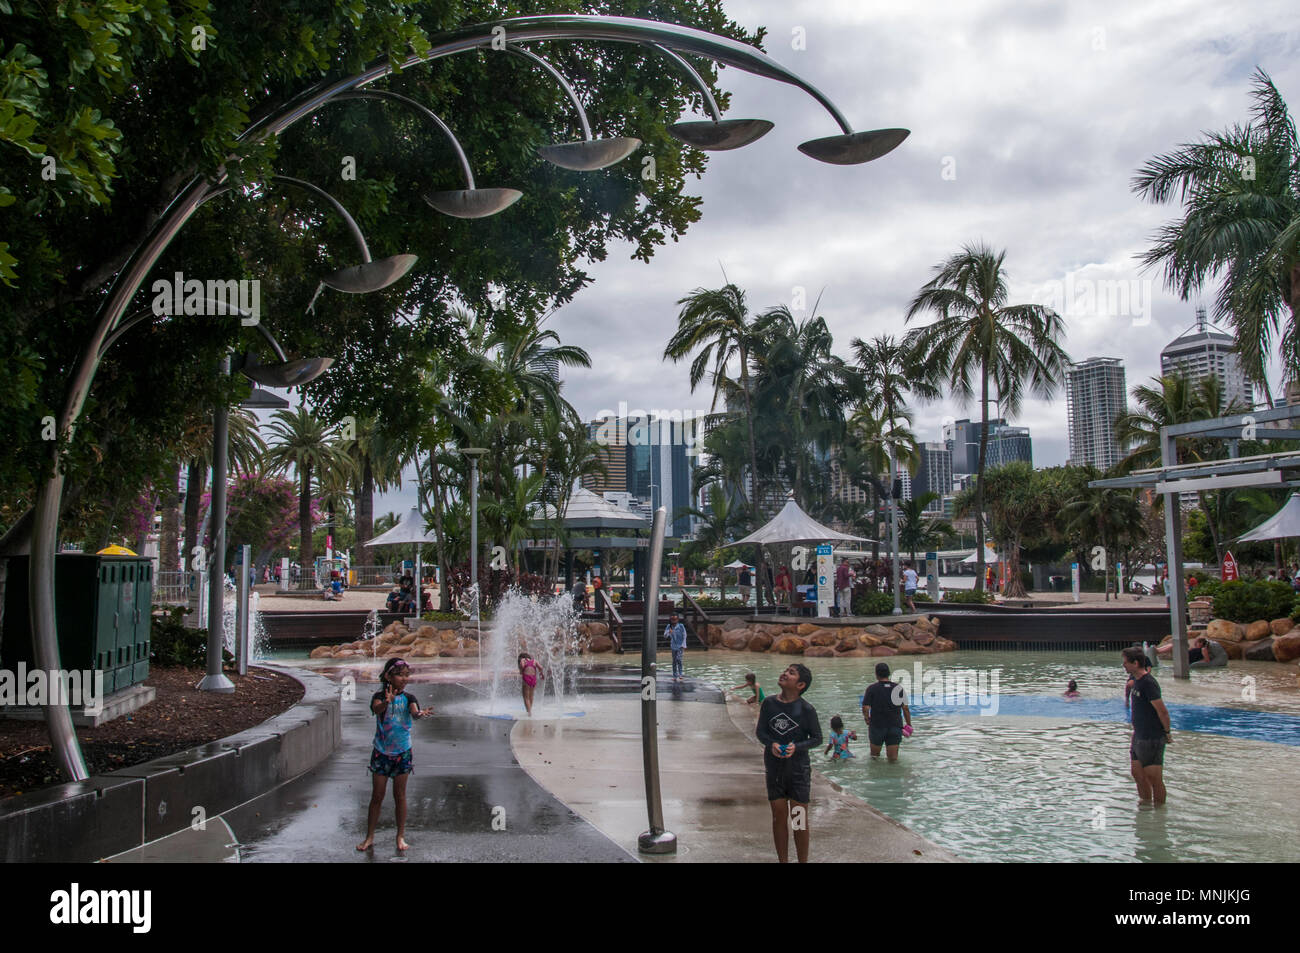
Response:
[1129,734,1166,767]
[765,758,811,803]
[369,748,413,777]
[869,723,903,747]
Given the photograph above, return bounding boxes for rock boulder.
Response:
[1273,632,1300,663]
[721,617,749,632]
[723,632,751,651]
[1243,637,1276,662]
[748,632,774,652]
[772,636,808,655]
[1220,639,1245,659]
[1245,620,1272,641]
[1207,619,1245,642]
[870,646,898,657]
[589,635,614,653]
[836,649,870,658]
[804,646,836,658]
[1271,618,1296,637]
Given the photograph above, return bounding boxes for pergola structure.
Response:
[530,488,652,596]
[1089,403,1300,677]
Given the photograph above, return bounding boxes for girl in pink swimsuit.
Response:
[518,652,545,715]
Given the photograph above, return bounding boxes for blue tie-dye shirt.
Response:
[371,690,417,755]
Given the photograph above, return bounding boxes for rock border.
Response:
[706,616,955,657]
[0,665,340,863]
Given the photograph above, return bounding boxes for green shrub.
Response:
[913,591,934,603]
[1208,580,1296,623]
[150,604,220,667]
[692,595,748,609]
[852,590,896,616]
[941,589,995,605]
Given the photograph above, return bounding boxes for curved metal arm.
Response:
[649,45,721,122]
[504,44,592,140]
[273,175,371,262]
[332,89,476,190]
[98,305,284,360]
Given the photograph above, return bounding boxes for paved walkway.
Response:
[513,675,961,863]
[107,662,958,863]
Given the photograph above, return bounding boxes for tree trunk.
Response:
[299,463,314,579]
[356,455,375,554]
[159,466,181,573]
[427,449,451,612]
[184,460,206,574]
[974,369,990,593]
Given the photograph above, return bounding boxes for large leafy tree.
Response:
[1133,69,1300,393]
[263,406,347,572]
[906,244,1069,592]
[0,0,762,564]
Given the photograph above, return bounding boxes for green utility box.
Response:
[2,554,153,694]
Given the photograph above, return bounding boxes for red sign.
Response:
[1221,551,1238,581]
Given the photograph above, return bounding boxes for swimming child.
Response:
[824,715,857,759]
[518,652,545,715]
[1064,679,1081,699]
[731,672,765,705]
[357,658,429,852]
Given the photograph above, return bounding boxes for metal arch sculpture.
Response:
[30,14,908,781]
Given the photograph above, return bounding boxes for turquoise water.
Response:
[687,650,1300,863]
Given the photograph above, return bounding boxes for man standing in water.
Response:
[1122,646,1172,806]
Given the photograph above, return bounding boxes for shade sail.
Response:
[723,559,752,569]
[363,507,438,546]
[731,498,873,545]
[1238,493,1300,542]
[532,487,651,530]
[962,546,1000,564]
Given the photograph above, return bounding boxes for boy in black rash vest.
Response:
[755,663,822,863]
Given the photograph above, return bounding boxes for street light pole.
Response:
[461,448,487,610]
[890,449,902,615]
[199,353,236,692]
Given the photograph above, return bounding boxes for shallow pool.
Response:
[686,650,1300,863]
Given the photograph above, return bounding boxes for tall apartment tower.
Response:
[1065,357,1127,471]
[583,417,628,494]
[914,442,952,513]
[1160,307,1254,411]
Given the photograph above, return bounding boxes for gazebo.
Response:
[531,488,652,597]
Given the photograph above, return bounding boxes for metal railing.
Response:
[154,571,193,605]
[597,587,624,650]
[679,589,712,649]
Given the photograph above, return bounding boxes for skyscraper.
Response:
[986,425,1032,469]
[1066,357,1127,471]
[914,443,952,513]
[587,415,696,536]
[1160,307,1254,411]
[584,416,628,494]
[944,418,1009,474]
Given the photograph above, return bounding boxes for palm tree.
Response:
[263,406,346,574]
[905,244,1069,592]
[1064,483,1144,597]
[680,484,747,603]
[665,284,770,607]
[174,407,266,575]
[1133,69,1300,395]
[336,416,407,550]
[898,492,956,562]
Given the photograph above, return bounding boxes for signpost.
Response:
[1070,562,1080,603]
[1222,551,1238,582]
[815,544,833,618]
[926,550,939,601]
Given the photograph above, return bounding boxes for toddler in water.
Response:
[518,652,545,715]
[358,658,429,853]
[731,672,764,705]
[1064,679,1081,699]
[824,715,857,760]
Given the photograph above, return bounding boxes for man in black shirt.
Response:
[1122,646,1172,806]
[861,662,912,761]
[755,663,822,863]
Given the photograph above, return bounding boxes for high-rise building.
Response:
[587,415,696,536]
[1160,307,1254,411]
[914,443,952,513]
[944,417,1009,474]
[1065,357,1127,471]
[986,425,1032,469]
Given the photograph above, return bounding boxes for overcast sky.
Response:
[374,0,1300,519]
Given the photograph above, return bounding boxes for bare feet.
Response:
[396,836,410,851]
[356,837,374,851]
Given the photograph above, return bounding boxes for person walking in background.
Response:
[738,565,752,605]
[775,564,792,608]
[572,577,587,613]
[902,560,919,612]
[666,612,688,682]
[835,557,853,617]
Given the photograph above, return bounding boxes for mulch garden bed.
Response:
[0,666,304,800]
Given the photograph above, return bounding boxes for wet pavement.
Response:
[110,678,634,863]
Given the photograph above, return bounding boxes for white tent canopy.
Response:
[532,487,651,530]
[1238,492,1300,541]
[732,498,873,546]
[723,559,752,569]
[962,545,1000,564]
[362,506,438,547]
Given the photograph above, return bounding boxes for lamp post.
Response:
[890,449,902,615]
[461,448,487,607]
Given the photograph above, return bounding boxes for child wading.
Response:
[824,715,857,759]
[358,658,429,852]
[755,663,822,863]
[518,652,545,715]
